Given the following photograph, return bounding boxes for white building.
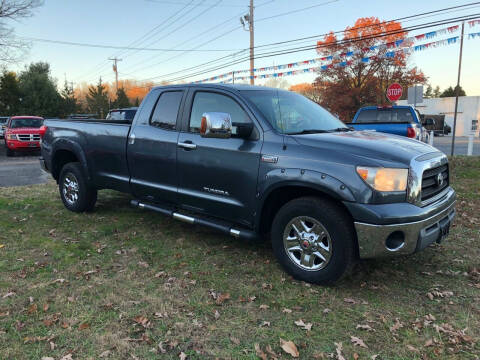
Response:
[398,96,480,136]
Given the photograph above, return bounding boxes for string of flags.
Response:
[192,21,480,84]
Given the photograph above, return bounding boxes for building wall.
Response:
[398,96,480,136]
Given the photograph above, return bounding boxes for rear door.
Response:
[127,88,186,204]
[176,88,262,227]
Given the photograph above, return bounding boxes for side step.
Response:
[130,200,259,242]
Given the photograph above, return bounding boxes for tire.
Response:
[59,162,97,213]
[6,147,14,157]
[271,196,355,285]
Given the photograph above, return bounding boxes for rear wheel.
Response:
[59,162,97,212]
[271,197,355,285]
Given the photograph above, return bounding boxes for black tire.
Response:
[271,196,355,285]
[6,147,14,157]
[59,162,97,212]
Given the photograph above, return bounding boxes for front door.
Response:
[176,90,262,227]
[128,89,185,204]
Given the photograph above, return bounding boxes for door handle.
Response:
[178,141,197,150]
[128,133,135,145]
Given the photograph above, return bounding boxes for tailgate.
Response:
[350,123,407,136]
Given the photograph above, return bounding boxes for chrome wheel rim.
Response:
[283,216,332,271]
[63,173,79,205]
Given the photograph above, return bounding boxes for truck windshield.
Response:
[10,118,43,128]
[241,90,347,134]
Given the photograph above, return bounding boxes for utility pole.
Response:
[240,1,254,85]
[451,21,464,156]
[249,0,254,85]
[109,57,122,92]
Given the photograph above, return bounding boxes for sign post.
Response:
[386,83,403,103]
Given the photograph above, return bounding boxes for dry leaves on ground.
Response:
[280,339,299,358]
[351,336,368,348]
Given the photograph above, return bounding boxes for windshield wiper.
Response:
[287,129,331,135]
[328,127,353,132]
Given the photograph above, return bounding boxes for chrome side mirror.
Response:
[200,112,232,138]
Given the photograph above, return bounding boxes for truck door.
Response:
[127,88,185,205]
[176,89,262,227]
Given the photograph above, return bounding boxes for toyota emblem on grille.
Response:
[436,173,444,187]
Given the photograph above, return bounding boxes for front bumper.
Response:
[351,188,456,259]
[6,140,40,150]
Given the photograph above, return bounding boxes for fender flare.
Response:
[255,168,356,230]
[51,138,92,183]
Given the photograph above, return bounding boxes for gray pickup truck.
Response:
[40,84,456,284]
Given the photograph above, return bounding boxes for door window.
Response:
[189,92,250,133]
[150,91,183,130]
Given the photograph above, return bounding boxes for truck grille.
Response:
[17,134,40,142]
[421,164,449,201]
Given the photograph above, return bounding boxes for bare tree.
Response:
[0,0,43,63]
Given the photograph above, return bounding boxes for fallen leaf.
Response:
[323,308,331,314]
[99,350,111,357]
[0,244,4,249]
[353,353,359,360]
[351,336,368,348]
[266,345,278,359]
[334,342,346,360]
[255,343,267,360]
[214,310,220,320]
[282,308,293,313]
[3,291,16,298]
[179,352,187,360]
[344,298,357,304]
[389,318,404,333]
[41,357,54,360]
[260,321,270,327]
[407,345,420,353]
[424,338,434,347]
[259,304,269,310]
[60,355,73,360]
[357,324,374,332]
[294,319,312,331]
[43,303,49,312]
[134,316,150,328]
[230,336,240,345]
[78,322,90,330]
[215,293,231,305]
[27,303,38,314]
[280,338,299,358]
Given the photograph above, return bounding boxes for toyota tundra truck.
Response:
[39,84,456,284]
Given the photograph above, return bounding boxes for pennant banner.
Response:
[195,25,480,84]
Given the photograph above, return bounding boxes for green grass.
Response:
[0,157,479,359]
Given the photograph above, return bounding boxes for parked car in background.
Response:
[421,114,452,136]
[0,116,9,139]
[348,105,429,142]
[40,85,455,285]
[106,107,138,123]
[4,116,44,157]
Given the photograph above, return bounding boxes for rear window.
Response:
[355,108,414,123]
[9,118,43,128]
[106,109,137,121]
[0,117,8,124]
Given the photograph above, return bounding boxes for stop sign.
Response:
[386,83,403,102]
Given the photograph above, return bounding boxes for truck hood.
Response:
[291,130,436,166]
[7,127,42,134]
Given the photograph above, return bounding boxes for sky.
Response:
[7,0,480,95]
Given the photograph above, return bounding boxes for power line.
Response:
[21,36,244,52]
[145,0,248,7]
[144,14,480,84]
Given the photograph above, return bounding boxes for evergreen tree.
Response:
[134,97,140,107]
[86,77,109,118]
[423,84,433,98]
[440,85,466,98]
[112,87,130,108]
[60,80,77,117]
[0,71,21,115]
[433,86,441,98]
[18,62,61,117]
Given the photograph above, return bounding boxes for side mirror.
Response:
[232,122,254,138]
[200,112,232,138]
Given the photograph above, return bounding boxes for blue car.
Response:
[348,105,429,142]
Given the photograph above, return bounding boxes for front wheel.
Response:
[271,197,355,285]
[6,147,14,157]
[59,162,97,212]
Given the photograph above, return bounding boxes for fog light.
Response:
[385,231,405,251]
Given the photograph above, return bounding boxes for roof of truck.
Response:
[152,83,282,92]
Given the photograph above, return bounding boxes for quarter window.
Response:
[150,91,183,130]
[189,92,250,133]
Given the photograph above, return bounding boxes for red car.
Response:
[4,116,45,157]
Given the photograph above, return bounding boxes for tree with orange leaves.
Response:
[289,83,322,103]
[315,17,426,121]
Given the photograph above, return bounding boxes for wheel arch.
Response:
[51,139,91,184]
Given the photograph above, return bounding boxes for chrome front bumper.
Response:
[355,198,456,259]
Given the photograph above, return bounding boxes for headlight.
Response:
[356,166,408,192]
[6,134,17,140]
